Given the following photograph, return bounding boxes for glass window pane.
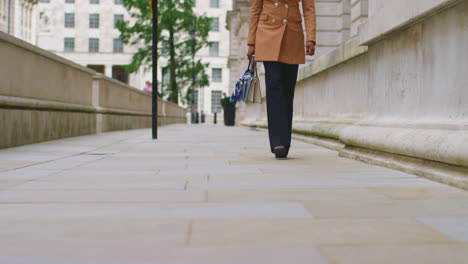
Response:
[210,17,219,32]
[114,14,124,28]
[113,39,123,53]
[193,90,199,111]
[89,38,99,52]
[211,90,222,113]
[212,68,222,82]
[89,14,99,28]
[64,37,74,52]
[209,42,219,56]
[210,0,219,8]
[64,13,74,28]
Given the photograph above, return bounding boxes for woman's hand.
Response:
[306,41,316,56]
[247,45,255,60]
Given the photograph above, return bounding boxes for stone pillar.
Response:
[314,0,351,56]
[105,64,113,78]
[350,0,368,37]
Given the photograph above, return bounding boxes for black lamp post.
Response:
[190,28,196,124]
[151,0,158,139]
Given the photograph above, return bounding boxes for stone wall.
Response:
[0,31,187,149]
[229,0,468,189]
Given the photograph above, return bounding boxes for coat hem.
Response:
[256,59,305,65]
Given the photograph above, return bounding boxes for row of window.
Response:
[63,13,219,32]
[193,0,221,8]
[64,37,219,57]
[40,0,122,4]
[64,13,124,29]
[40,0,221,7]
[64,37,123,53]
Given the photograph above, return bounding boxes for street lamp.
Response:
[190,27,197,124]
[151,0,158,139]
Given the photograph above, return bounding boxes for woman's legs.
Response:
[263,61,299,153]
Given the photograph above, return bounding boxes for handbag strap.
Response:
[252,55,258,77]
[253,56,258,77]
[249,55,256,72]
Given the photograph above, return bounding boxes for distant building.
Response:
[0,0,39,44]
[34,0,231,114]
[192,0,232,120]
[36,0,149,88]
[155,0,232,119]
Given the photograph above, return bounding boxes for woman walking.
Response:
[247,0,316,159]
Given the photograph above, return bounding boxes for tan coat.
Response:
[248,0,316,65]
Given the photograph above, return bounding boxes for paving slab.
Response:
[0,124,467,263]
[319,244,468,264]
[417,216,468,242]
[189,218,454,246]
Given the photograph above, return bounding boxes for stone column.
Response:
[105,64,113,78]
[350,0,368,37]
[314,0,351,56]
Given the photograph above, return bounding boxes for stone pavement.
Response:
[0,124,468,264]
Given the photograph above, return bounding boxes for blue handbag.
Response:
[230,55,258,103]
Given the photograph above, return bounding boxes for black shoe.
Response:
[273,147,288,159]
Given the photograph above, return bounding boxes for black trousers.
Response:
[263,61,299,153]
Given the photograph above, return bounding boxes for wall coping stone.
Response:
[359,0,464,45]
[94,74,188,110]
[0,95,183,117]
[94,74,151,97]
[0,31,95,75]
[0,95,96,113]
[298,37,368,82]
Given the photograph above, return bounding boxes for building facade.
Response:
[228,0,468,187]
[193,0,232,120]
[36,0,148,88]
[0,0,39,44]
[36,0,231,116]
[160,0,231,121]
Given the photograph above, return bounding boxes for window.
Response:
[193,90,199,111]
[212,68,222,82]
[210,0,219,8]
[211,90,222,113]
[113,38,123,52]
[209,42,219,56]
[65,0,75,3]
[64,13,74,28]
[40,0,50,3]
[64,37,74,52]
[90,0,99,4]
[210,17,219,32]
[114,0,122,4]
[114,14,124,28]
[89,38,99,52]
[89,14,99,28]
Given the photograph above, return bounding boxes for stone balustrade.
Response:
[229,0,468,189]
[0,31,187,149]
